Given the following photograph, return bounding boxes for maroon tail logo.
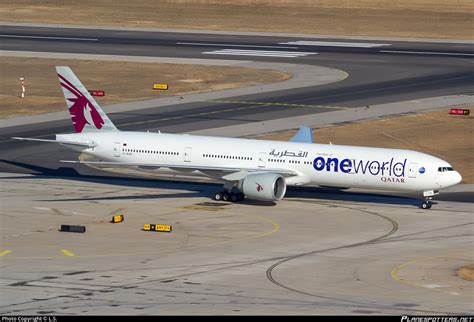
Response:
[256,183,263,192]
[58,73,104,133]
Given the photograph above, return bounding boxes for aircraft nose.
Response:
[453,171,463,185]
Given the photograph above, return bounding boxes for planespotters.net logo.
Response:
[401,316,473,322]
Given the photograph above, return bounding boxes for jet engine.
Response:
[239,173,286,201]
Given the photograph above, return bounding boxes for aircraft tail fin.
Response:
[56,66,118,133]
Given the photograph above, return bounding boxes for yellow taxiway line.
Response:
[207,99,349,110]
[61,249,76,257]
[0,250,12,257]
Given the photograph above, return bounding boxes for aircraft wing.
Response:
[61,160,299,179]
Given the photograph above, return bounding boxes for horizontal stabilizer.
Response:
[12,137,95,147]
[289,126,313,143]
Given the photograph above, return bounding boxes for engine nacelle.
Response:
[239,173,287,202]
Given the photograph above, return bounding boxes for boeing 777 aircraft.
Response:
[14,67,462,209]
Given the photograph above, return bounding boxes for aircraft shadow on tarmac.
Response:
[1,159,471,207]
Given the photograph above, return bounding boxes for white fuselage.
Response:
[57,131,462,193]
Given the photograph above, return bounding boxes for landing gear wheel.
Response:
[221,192,230,202]
[420,201,432,209]
[230,193,238,202]
[213,192,222,201]
[230,193,244,202]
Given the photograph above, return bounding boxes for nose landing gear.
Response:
[420,200,432,209]
[420,190,439,209]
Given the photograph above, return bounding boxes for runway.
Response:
[1,25,473,177]
[0,24,473,315]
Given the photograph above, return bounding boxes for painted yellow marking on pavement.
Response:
[181,205,227,212]
[0,250,12,257]
[4,212,280,260]
[391,257,428,286]
[61,249,76,257]
[80,153,105,173]
[120,102,268,127]
[391,254,470,295]
[207,99,349,110]
[184,213,281,250]
[119,100,348,128]
[20,70,351,139]
[341,71,350,80]
[28,98,348,133]
[110,207,125,215]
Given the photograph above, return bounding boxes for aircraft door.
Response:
[113,142,121,157]
[184,147,192,162]
[408,163,417,178]
[258,152,266,168]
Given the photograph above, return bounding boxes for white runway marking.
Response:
[279,41,391,48]
[203,49,317,58]
[177,42,297,49]
[380,50,474,57]
[34,207,51,211]
[0,34,98,41]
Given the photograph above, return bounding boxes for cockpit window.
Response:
[438,167,454,172]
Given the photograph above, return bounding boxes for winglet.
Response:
[289,126,313,143]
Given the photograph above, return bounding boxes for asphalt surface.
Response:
[0,24,473,316]
[1,173,472,315]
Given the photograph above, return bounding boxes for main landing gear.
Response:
[213,191,245,202]
[213,181,245,202]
